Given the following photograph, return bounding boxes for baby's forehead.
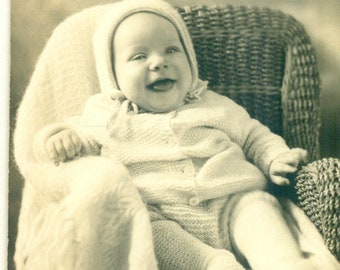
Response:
[113,12,182,45]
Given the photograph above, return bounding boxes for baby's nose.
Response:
[149,55,168,71]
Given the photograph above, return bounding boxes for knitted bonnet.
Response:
[93,0,207,106]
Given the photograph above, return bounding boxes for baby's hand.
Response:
[45,129,83,165]
[269,148,308,186]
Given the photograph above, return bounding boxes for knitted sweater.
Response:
[34,89,290,205]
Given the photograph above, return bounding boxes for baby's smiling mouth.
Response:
[147,79,175,91]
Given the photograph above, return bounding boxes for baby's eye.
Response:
[130,53,146,61]
[166,46,180,54]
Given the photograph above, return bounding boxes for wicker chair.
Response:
[176,5,339,261]
[13,3,339,267]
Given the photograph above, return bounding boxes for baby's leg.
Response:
[151,219,245,270]
[229,191,318,270]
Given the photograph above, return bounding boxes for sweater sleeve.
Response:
[242,116,290,177]
[221,96,290,177]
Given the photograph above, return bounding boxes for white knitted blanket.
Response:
[13,4,158,270]
[13,2,339,270]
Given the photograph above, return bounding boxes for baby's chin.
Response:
[140,101,186,113]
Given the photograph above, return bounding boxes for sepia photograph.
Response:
[7,0,339,269]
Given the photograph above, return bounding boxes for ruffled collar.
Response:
[106,79,208,136]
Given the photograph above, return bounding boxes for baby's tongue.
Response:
[149,79,174,91]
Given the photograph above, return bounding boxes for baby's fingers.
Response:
[289,148,308,164]
[55,129,82,158]
[70,133,82,156]
[45,138,67,164]
[270,162,298,186]
[271,175,290,186]
[271,163,298,175]
[62,136,77,160]
[45,140,58,162]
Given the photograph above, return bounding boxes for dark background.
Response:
[8,0,339,269]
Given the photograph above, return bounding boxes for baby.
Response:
[33,0,338,269]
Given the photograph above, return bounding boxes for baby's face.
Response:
[113,12,192,112]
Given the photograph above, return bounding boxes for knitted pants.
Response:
[148,190,277,270]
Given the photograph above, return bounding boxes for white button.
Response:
[188,196,200,206]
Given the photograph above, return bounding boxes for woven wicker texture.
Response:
[178,5,339,261]
[296,158,340,261]
[177,5,321,161]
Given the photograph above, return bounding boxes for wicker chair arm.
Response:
[295,158,340,261]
